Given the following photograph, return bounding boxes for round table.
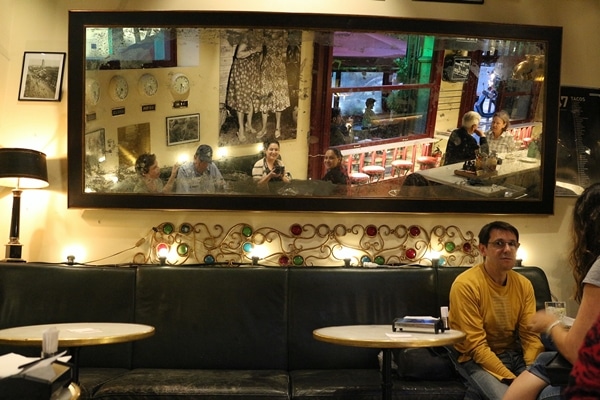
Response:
[313,324,465,400]
[0,322,155,383]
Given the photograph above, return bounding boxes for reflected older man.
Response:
[176,144,224,193]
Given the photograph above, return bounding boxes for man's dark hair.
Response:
[478,221,519,245]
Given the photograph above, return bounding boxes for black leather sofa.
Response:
[0,262,552,399]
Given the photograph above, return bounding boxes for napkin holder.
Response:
[0,361,72,400]
[392,316,445,334]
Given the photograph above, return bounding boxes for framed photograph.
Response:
[84,128,106,173]
[414,0,483,3]
[18,52,66,101]
[166,113,200,146]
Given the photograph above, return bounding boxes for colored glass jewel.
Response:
[366,225,378,237]
[374,256,385,265]
[409,225,421,237]
[204,254,215,264]
[241,226,252,237]
[162,223,174,235]
[463,242,472,252]
[156,243,169,256]
[361,255,371,264]
[180,223,192,234]
[278,255,290,266]
[290,224,303,236]
[242,242,253,253]
[177,243,189,256]
[292,255,304,266]
[445,242,456,252]
[406,248,417,259]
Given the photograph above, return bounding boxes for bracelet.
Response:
[545,320,562,336]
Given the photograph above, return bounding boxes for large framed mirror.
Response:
[68,11,561,214]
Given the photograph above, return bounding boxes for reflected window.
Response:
[329,34,435,140]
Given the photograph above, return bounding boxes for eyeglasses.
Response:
[487,240,520,249]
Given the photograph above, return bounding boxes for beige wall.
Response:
[1,0,599,316]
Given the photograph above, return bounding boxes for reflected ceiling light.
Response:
[0,148,49,262]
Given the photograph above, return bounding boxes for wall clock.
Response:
[170,73,190,99]
[85,78,100,106]
[138,73,159,97]
[109,75,129,102]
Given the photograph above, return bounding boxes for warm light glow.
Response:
[62,245,86,263]
[178,154,189,164]
[517,246,527,263]
[156,243,169,258]
[216,147,228,159]
[249,246,268,260]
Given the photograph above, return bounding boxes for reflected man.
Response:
[443,111,487,165]
[176,144,224,193]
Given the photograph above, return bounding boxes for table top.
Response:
[0,322,155,347]
[313,324,465,349]
[416,150,539,198]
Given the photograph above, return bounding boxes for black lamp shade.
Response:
[0,148,49,189]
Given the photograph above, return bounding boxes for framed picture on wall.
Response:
[18,52,66,101]
[166,113,200,146]
[84,128,105,174]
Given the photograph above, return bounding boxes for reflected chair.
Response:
[417,156,438,170]
[361,165,385,182]
[391,159,413,177]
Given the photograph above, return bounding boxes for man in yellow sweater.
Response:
[449,221,544,400]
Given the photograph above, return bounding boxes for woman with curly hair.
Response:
[503,182,600,400]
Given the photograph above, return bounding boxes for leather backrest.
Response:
[0,263,136,368]
[133,266,288,369]
[287,267,438,370]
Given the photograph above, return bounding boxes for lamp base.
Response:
[3,243,25,263]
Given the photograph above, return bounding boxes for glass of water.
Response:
[545,301,567,322]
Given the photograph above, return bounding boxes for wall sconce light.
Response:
[0,148,48,262]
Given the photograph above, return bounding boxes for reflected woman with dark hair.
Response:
[252,139,291,186]
[134,153,178,193]
[321,148,348,185]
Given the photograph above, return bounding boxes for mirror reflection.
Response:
[71,12,560,213]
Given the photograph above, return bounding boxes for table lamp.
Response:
[0,148,49,262]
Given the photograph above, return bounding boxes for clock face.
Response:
[85,78,100,106]
[138,73,158,97]
[109,75,129,101]
[171,73,190,96]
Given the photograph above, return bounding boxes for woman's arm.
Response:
[162,163,180,193]
[529,284,600,363]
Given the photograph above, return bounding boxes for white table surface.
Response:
[313,324,465,349]
[0,322,155,347]
[416,150,540,197]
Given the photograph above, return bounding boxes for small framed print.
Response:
[18,52,66,101]
[414,0,483,3]
[166,113,200,146]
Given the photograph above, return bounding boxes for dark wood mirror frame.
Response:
[67,11,561,214]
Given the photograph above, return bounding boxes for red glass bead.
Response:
[290,224,303,236]
[406,248,417,259]
[366,225,378,237]
[409,226,421,237]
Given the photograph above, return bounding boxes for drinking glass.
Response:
[545,301,567,322]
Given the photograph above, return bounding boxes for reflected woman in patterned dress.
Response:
[257,29,291,139]
[226,30,262,142]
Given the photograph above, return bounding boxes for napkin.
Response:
[42,327,59,358]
